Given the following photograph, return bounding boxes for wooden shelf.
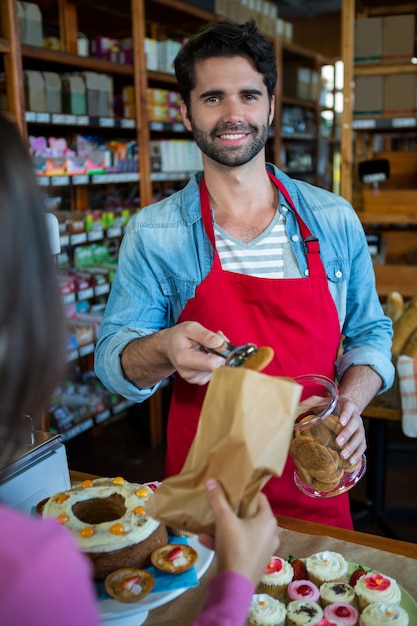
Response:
[358,212,417,225]
[373,264,417,297]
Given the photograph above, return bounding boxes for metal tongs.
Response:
[202,341,258,368]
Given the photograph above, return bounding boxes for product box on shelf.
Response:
[61,73,87,116]
[353,75,384,117]
[384,74,416,115]
[81,71,100,117]
[283,65,311,101]
[17,1,43,47]
[355,17,383,64]
[382,14,416,62]
[43,71,62,114]
[24,70,46,112]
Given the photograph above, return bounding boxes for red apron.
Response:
[165,171,352,529]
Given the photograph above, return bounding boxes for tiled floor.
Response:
[65,385,417,544]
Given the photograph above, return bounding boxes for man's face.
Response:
[181,56,274,168]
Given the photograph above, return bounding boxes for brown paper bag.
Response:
[145,367,302,536]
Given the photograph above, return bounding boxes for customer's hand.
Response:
[160,321,228,385]
[198,479,279,587]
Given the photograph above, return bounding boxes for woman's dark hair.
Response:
[0,116,66,467]
[174,20,277,109]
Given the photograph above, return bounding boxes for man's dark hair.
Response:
[174,20,277,109]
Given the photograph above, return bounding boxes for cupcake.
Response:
[354,572,402,611]
[286,600,323,625]
[314,621,344,626]
[359,603,409,626]
[257,556,294,600]
[246,593,286,626]
[320,582,355,607]
[323,602,359,626]
[306,552,348,588]
[287,580,320,603]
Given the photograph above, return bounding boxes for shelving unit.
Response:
[1,0,336,440]
[340,0,417,295]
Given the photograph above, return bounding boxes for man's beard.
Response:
[189,120,270,167]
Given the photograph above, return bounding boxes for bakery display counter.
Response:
[68,472,417,625]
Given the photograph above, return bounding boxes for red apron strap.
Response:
[200,173,326,279]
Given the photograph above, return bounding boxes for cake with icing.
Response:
[246,593,286,626]
[359,603,409,626]
[286,600,323,625]
[287,580,320,603]
[305,551,348,587]
[353,572,402,611]
[320,582,355,607]
[257,556,294,600]
[37,476,168,579]
[323,602,359,626]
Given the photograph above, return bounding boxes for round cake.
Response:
[37,476,168,579]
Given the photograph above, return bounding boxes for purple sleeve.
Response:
[190,570,255,626]
[0,507,101,626]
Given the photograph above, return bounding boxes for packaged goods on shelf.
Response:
[353,75,384,117]
[151,139,203,174]
[355,17,383,64]
[384,75,416,116]
[383,14,416,62]
[17,1,43,47]
[43,72,62,114]
[24,70,46,112]
[61,74,87,116]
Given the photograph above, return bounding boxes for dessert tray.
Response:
[300,559,417,621]
[98,536,214,626]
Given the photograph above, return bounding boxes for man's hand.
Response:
[121,321,229,389]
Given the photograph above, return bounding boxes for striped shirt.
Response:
[214,206,301,278]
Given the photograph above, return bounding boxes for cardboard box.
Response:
[383,14,416,62]
[43,71,61,114]
[24,70,46,112]
[354,75,384,117]
[355,17,383,64]
[61,73,87,116]
[283,66,311,101]
[18,1,43,46]
[384,74,416,115]
[81,71,100,117]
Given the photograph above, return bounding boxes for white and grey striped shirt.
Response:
[214,207,301,278]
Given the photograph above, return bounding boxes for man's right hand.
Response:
[121,321,228,389]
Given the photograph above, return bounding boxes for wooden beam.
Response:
[340,0,355,203]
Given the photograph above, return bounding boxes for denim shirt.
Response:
[94,164,394,401]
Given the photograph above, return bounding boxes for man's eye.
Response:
[244,94,257,101]
[206,96,219,103]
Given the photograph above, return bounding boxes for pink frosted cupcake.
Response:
[287,580,320,603]
[324,603,359,626]
[257,556,294,600]
[314,620,344,626]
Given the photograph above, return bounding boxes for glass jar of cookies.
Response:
[290,374,366,498]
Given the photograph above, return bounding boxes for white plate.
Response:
[99,537,214,625]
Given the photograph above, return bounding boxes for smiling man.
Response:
[94,21,394,530]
